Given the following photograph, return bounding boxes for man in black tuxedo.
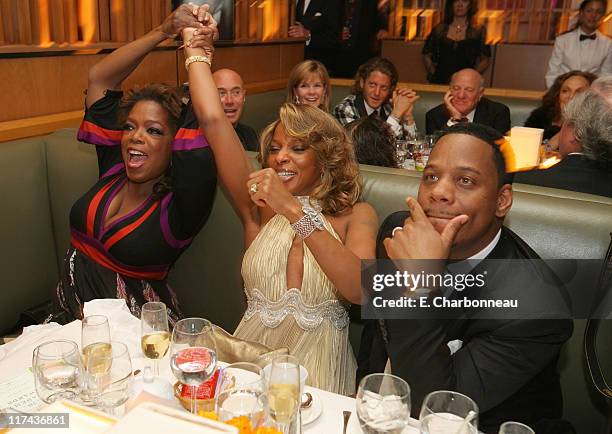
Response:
[289,0,343,75]
[359,123,573,433]
[515,77,612,198]
[425,69,511,135]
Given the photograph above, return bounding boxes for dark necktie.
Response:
[580,33,596,41]
[296,0,305,19]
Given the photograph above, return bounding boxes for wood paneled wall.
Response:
[0,42,303,139]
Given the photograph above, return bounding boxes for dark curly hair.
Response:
[352,57,398,96]
[346,115,398,168]
[117,83,182,200]
[443,0,478,25]
[540,71,597,124]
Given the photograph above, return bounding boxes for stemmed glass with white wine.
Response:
[267,355,301,434]
[141,301,170,376]
[170,317,217,414]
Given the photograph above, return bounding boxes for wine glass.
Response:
[81,315,111,403]
[498,421,535,434]
[216,362,266,427]
[86,341,132,417]
[356,373,411,434]
[419,390,479,434]
[267,355,301,434]
[141,301,170,376]
[32,340,83,403]
[170,317,217,414]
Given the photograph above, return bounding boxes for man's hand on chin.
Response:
[383,197,469,261]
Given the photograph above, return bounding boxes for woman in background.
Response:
[286,60,331,111]
[347,115,398,168]
[525,70,597,148]
[422,0,490,84]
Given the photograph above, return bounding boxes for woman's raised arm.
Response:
[85,5,202,108]
[181,23,257,230]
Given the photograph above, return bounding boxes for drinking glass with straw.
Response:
[419,390,479,434]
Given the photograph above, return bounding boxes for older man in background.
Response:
[515,75,612,197]
[425,68,510,135]
[212,68,259,152]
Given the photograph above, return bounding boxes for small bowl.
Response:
[173,382,215,413]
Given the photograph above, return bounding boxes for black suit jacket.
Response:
[514,154,612,198]
[234,123,259,152]
[425,97,511,136]
[296,0,342,63]
[358,214,573,433]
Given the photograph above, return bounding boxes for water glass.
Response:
[267,355,301,434]
[356,373,411,434]
[216,362,266,426]
[170,318,218,414]
[419,390,479,434]
[141,302,170,376]
[498,421,535,434]
[32,340,83,403]
[86,341,132,417]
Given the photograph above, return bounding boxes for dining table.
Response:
[0,312,420,434]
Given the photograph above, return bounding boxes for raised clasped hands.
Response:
[247,168,301,219]
[383,197,468,261]
[443,90,462,120]
[176,4,218,49]
[391,88,420,122]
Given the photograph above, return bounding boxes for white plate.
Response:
[300,392,322,425]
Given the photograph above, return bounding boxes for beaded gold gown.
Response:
[233,213,356,395]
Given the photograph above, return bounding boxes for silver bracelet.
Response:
[290,214,318,239]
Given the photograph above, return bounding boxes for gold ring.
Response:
[249,183,258,194]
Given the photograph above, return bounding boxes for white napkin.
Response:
[83,299,142,360]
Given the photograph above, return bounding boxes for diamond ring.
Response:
[249,183,258,194]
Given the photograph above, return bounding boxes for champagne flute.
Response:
[419,390,479,434]
[81,315,111,404]
[396,140,408,166]
[356,373,411,434]
[33,340,83,403]
[215,362,266,427]
[498,421,535,434]
[170,318,217,414]
[267,355,300,434]
[141,301,170,376]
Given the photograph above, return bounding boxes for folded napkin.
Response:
[83,299,142,360]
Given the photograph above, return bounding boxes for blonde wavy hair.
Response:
[286,60,331,111]
[260,103,361,216]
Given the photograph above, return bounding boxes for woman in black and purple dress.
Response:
[55,5,217,324]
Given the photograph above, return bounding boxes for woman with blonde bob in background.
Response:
[182,17,377,395]
[286,60,331,111]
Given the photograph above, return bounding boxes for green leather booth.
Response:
[0,89,610,432]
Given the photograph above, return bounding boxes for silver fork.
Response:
[343,410,352,434]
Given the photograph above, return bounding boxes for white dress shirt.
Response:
[545,28,612,88]
[446,108,476,127]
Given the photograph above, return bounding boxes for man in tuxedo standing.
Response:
[359,123,573,432]
[425,68,511,135]
[289,0,343,75]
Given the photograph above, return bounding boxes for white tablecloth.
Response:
[0,320,419,433]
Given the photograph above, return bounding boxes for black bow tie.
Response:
[580,33,596,41]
